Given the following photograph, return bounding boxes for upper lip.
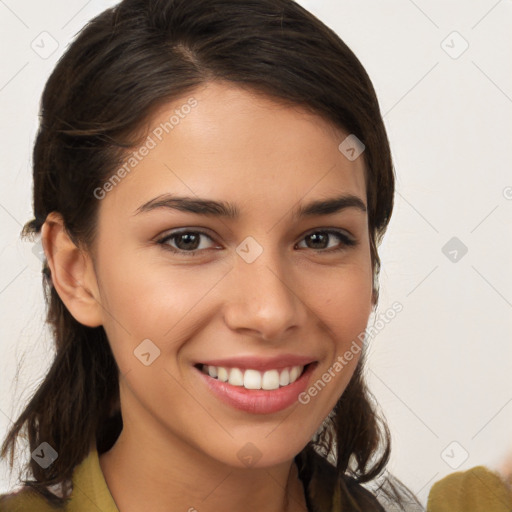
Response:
[196,354,317,372]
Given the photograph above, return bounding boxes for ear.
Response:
[41,212,103,327]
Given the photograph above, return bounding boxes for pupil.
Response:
[308,232,327,249]
[178,233,200,250]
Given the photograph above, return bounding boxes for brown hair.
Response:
[1,0,421,510]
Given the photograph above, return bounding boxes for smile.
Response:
[194,362,317,414]
[199,364,305,390]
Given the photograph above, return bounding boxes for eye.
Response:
[157,229,218,256]
[156,228,357,257]
[296,229,357,252]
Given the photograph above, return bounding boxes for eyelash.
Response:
[156,228,357,257]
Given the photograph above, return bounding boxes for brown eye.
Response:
[157,230,216,256]
[297,230,356,252]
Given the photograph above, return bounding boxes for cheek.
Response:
[298,262,372,406]
[305,261,373,343]
[95,253,224,372]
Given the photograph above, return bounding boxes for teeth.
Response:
[244,369,262,389]
[289,366,301,382]
[261,369,280,390]
[217,367,229,382]
[200,364,305,390]
[228,368,244,386]
[279,368,290,387]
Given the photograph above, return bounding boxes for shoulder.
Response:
[427,465,512,512]
[0,446,118,512]
[0,486,66,511]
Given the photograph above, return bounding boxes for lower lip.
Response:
[195,363,316,414]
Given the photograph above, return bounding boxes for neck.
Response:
[99,423,309,512]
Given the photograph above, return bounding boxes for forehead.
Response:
[100,81,367,221]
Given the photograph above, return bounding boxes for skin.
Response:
[42,81,374,512]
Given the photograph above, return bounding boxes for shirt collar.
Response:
[67,444,119,512]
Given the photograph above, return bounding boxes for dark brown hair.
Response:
[1,0,422,510]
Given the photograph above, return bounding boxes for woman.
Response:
[0,0,424,510]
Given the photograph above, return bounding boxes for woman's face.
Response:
[89,81,373,467]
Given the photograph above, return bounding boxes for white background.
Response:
[1,0,511,507]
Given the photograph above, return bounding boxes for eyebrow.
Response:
[134,193,367,218]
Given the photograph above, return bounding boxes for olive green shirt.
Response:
[0,447,119,511]
[426,465,512,512]
[1,448,511,511]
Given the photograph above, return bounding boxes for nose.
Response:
[222,246,307,341]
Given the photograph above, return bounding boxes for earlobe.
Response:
[41,212,103,327]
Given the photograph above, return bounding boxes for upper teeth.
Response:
[201,365,304,390]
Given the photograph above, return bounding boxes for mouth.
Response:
[193,361,318,414]
[194,362,312,391]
